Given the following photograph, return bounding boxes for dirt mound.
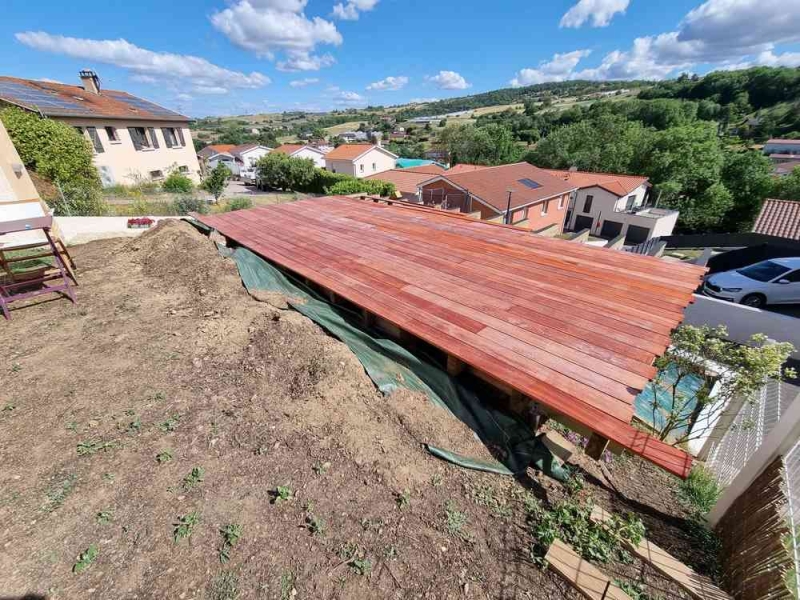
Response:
[0,221,702,600]
[127,219,241,296]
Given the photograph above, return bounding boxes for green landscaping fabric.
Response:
[220,244,549,476]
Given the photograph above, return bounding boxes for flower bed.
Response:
[127,217,155,229]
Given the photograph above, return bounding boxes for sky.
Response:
[2,0,800,118]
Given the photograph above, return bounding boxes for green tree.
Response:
[720,151,774,230]
[0,107,100,189]
[326,178,395,196]
[646,325,794,444]
[438,123,522,165]
[162,171,194,194]
[772,166,800,200]
[201,163,231,202]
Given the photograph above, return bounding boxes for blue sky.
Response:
[2,0,799,117]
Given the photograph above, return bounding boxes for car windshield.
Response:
[737,261,791,282]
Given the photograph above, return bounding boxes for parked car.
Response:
[703,257,800,308]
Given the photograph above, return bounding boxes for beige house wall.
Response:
[0,119,38,204]
[325,148,396,178]
[59,117,201,187]
[325,158,357,177]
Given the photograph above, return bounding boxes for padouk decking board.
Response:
[545,539,632,600]
[590,507,732,600]
[196,197,705,477]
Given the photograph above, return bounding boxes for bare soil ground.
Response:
[1,221,714,599]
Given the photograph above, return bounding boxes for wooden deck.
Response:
[196,196,706,477]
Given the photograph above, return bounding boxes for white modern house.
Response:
[232,144,271,183]
[273,144,328,169]
[0,71,201,186]
[544,168,679,244]
[324,144,398,178]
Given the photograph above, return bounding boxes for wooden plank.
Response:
[545,539,632,600]
[196,198,699,478]
[590,507,732,600]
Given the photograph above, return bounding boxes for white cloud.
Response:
[543,0,800,82]
[289,77,320,87]
[332,0,379,20]
[277,52,335,72]
[510,50,592,87]
[560,0,629,28]
[211,0,342,70]
[426,70,470,90]
[334,90,367,105]
[15,31,269,95]
[176,93,193,102]
[366,76,408,91]
[408,97,440,104]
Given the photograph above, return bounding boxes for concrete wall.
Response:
[59,117,201,186]
[2,216,181,246]
[0,120,38,204]
[684,294,800,359]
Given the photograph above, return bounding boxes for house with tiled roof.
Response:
[542,168,678,243]
[273,144,328,169]
[447,163,489,175]
[324,144,397,178]
[0,71,201,186]
[753,199,800,241]
[417,162,576,232]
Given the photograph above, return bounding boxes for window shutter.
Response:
[128,127,142,151]
[86,127,104,153]
[148,128,160,149]
[176,128,185,146]
[161,127,173,148]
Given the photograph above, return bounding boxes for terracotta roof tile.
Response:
[273,144,305,155]
[447,164,490,174]
[0,76,189,121]
[542,169,649,197]
[364,169,433,194]
[426,162,577,212]
[402,164,447,175]
[753,199,800,240]
[325,144,378,161]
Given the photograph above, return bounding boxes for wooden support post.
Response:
[446,354,465,377]
[585,433,610,460]
[326,289,337,304]
[360,308,374,330]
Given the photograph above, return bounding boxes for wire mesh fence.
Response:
[783,438,800,599]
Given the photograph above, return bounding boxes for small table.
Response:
[0,215,77,320]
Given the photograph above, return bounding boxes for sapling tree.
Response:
[202,163,231,203]
[646,324,795,444]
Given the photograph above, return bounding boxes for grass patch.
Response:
[209,570,239,600]
[395,489,410,510]
[182,467,205,491]
[72,544,99,574]
[173,511,200,543]
[96,510,113,525]
[305,514,325,536]
[76,439,117,456]
[677,466,721,514]
[156,449,173,464]
[219,524,243,563]
[159,414,181,432]
[43,474,78,512]
[444,500,468,536]
[279,571,295,600]
[271,485,293,504]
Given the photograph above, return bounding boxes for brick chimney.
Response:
[79,70,101,94]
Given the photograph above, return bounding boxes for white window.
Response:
[150,170,164,180]
[161,127,185,148]
[178,165,189,173]
[105,126,120,142]
[541,201,549,216]
[558,195,564,209]
[360,164,364,173]
[128,127,153,151]
[372,162,377,171]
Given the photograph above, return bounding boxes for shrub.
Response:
[677,465,721,513]
[162,171,194,193]
[326,178,396,197]
[51,182,108,216]
[201,163,230,202]
[0,107,101,190]
[171,196,209,215]
[224,197,253,212]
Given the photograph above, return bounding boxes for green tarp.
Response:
[219,243,566,478]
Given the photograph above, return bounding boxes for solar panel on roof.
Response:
[0,81,94,115]
[107,93,181,117]
[518,178,542,189]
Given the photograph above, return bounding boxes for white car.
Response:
[703,257,800,308]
